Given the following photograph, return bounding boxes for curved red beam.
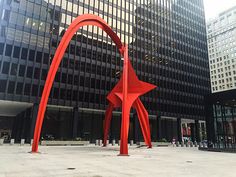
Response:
[31,14,125,152]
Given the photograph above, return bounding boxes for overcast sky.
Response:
[203,0,236,20]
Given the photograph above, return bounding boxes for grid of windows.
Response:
[0,0,210,120]
[207,6,236,93]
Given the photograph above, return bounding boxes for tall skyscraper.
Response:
[0,0,210,143]
[207,6,236,93]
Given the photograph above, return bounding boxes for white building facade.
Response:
[207,6,236,93]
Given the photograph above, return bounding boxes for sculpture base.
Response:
[118,154,129,156]
[29,151,41,154]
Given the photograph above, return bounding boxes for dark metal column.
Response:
[132,113,136,143]
[195,120,200,142]
[72,107,79,139]
[29,104,39,141]
[156,115,162,141]
[134,113,140,142]
[177,118,182,142]
[190,123,195,142]
[205,98,215,144]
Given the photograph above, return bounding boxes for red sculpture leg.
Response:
[119,45,130,155]
[119,103,132,155]
[103,103,114,146]
[133,98,152,148]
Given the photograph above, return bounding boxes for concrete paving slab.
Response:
[0,145,235,177]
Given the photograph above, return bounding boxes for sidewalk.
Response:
[0,145,235,177]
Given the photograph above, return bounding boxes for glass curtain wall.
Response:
[213,105,236,149]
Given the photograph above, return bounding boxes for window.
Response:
[8,81,15,94]
[29,50,35,61]
[26,66,33,78]
[16,82,23,94]
[32,85,38,96]
[5,44,12,56]
[0,26,6,37]
[41,69,47,80]
[43,53,49,64]
[60,89,66,99]
[21,48,28,60]
[18,65,25,77]
[0,80,7,92]
[2,9,10,21]
[13,46,20,58]
[34,68,40,79]
[36,51,42,63]
[61,73,67,83]
[0,43,4,55]
[10,63,17,76]
[53,88,59,99]
[54,10,60,21]
[2,62,10,74]
[24,84,30,95]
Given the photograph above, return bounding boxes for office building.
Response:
[0,0,210,143]
[207,6,236,93]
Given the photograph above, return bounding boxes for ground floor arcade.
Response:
[0,100,206,144]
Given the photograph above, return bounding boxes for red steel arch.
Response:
[31,14,125,153]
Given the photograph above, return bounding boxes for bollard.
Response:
[190,141,193,147]
[176,141,179,147]
[95,139,99,146]
[112,140,116,146]
[199,142,203,148]
[98,139,102,146]
[194,141,198,147]
[0,139,4,145]
[20,139,25,146]
[10,139,14,145]
[30,139,34,146]
[181,141,184,147]
[130,140,134,146]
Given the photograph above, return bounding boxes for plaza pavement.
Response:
[0,145,235,177]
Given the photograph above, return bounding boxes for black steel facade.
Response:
[205,90,236,152]
[0,0,210,143]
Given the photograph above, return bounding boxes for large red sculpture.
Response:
[31,14,156,155]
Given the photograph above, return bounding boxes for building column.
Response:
[78,111,84,138]
[190,123,195,142]
[177,118,182,142]
[132,113,136,143]
[29,104,39,141]
[72,107,79,139]
[21,108,31,141]
[11,113,22,142]
[195,120,200,142]
[134,113,140,142]
[110,113,114,141]
[205,103,215,143]
[156,115,162,141]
